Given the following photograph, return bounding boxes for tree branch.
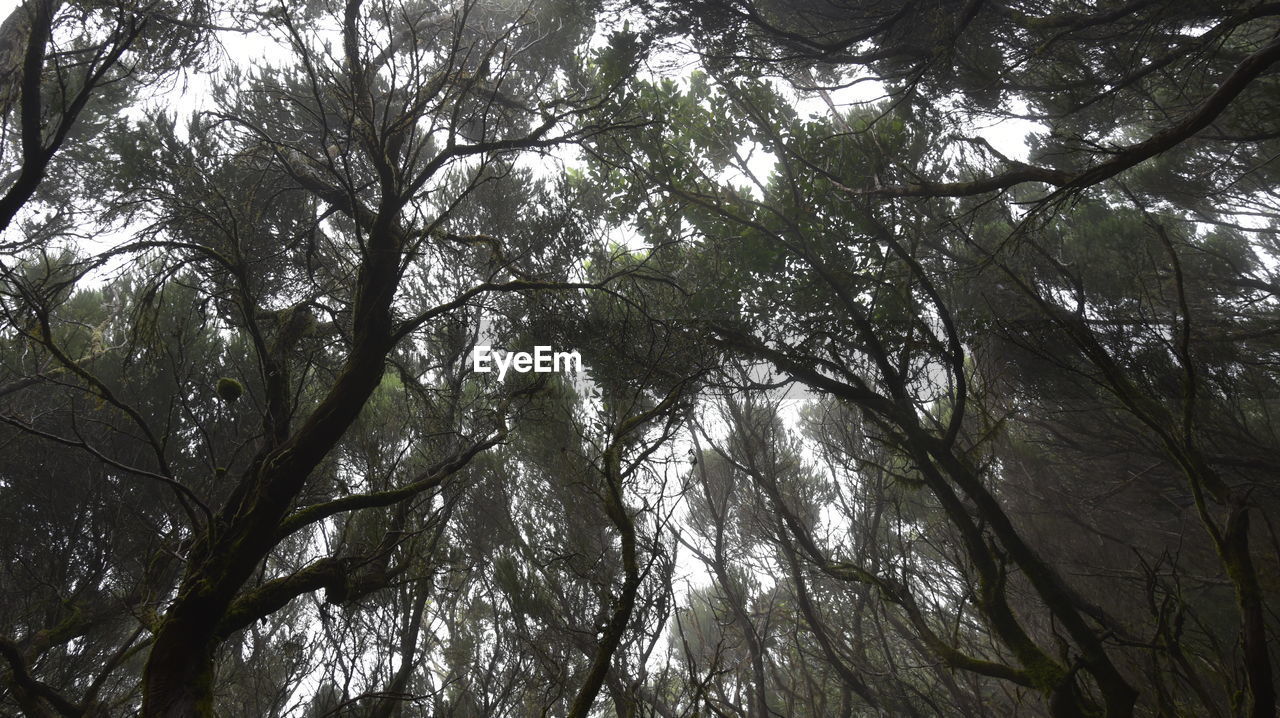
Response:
[859,33,1280,199]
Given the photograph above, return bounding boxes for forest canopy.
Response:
[0,1,1278,716]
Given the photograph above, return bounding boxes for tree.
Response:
[640,0,1280,206]
[0,0,224,235]
[586,2,1280,710]
[1,0,647,714]
[4,1,1280,716]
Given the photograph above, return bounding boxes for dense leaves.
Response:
[1,1,1278,717]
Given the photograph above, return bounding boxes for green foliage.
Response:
[216,376,244,402]
[3,1,1280,717]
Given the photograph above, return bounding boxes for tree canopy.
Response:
[1,1,1278,716]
